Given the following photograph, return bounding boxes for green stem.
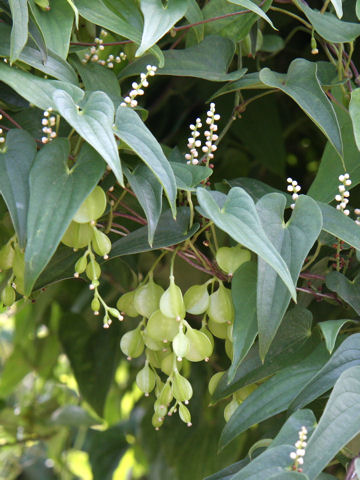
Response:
[186,191,194,228]
[270,6,312,29]
[320,0,331,13]
[301,241,322,272]
[143,251,168,283]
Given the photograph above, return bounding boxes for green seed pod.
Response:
[116,291,138,317]
[216,245,251,275]
[172,370,193,403]
[136,363,156,396]
[73,186,107,223]
[208,371,225,396]
[200,325,214,349]
[91,297,100,312]
[75,255,88,275]
[161,353,181,376]
[184,283,210,315]
[207,283,234,324]
[0,241,14,271]
[160,275,185,320]
[147,348,167,368]
[142,330,164,351]
[12,247,25,295]
[224,397,238,423]
[184,326,213,362]
[1,284,15,306]
[179,403,192,426]
[234,384,258,404]
[227,324,233,342]
[152,413,164,429]
[107,308,123,321]
[154,402,168,418]
[61,221,93,248]
[133,280,164,318]
[91,228,111,257]
[241,30,263,57]
[146,310,178,343]
[172,329,190,360]
[158,382,173,406]
[86,260,101,281]
[207,318,228,339]
[120,328,144,359]
[225,338,233,360]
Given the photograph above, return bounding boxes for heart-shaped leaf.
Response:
[302,366,360,480]
[256,194,322,359]
[170,162,212,191]
[196,187,296,301]
[326,271,360,314]
[9,0,28,64]
[25,140,105,295]
[114,106,177,215]
[136,0,189,57]
[0,129,36,248]
[124,164,162,247]
[229,261,257,381]
[53,89,122,185]
[259,59,342,158]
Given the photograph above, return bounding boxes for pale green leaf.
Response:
[357,0,360,20]
[330,0,343,18]
[136,0,189,57]
[259,59,342,158]
[319,319,355,353]
[0,130,36,248]
[302,366,360,479]
[9,0,28,64]
[256,194,322,359]
[196,187,296,300]
[114,106,177,215]
[24,141,105,295]
[53,90,123,185]
[227,0,276,29]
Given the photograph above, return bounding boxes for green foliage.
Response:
[2,0,360,479]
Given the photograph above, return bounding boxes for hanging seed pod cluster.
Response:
[117,244,251,429]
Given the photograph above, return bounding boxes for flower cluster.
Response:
[185,118,202,165]
[0,114,4,145]
[82,33,127,68]
[290,425,307,471]
[335,173,351,215]
[41,108,57,144]
[286,177,301,209]
[184,103,220,166]
[120,65,157,108]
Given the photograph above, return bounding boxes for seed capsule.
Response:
[142,331,164,351]
[184,326,213,362]
[133,280,164,318]
[179,403,192,426]
[207,318,228,339]
[116,291,138,317]
[152,413,164,429]
[61,221,93,248]
[91,228,111,257]
[75,255,87,275]
[207,282,234,324]
[158,382,173,406]
[86,261,101,281]
[200,325,214,348]
[208,371,225,396]
[91,297,100,312]
[1,284,15,306]
[120,328,144,359]
[146,310,178,343]
[154,401,168,418]
[146,348,167,368]
[0,241,14,271]
[224,397,238,422]
[73,186,107,223]
[160,353,181,376]
[172,370,193,403]
[136,363,156,395]
[225,339,233,360]
[184,284,210,315]
[160,275,185,320]
[216,245,251,275]
[172,329,190,360]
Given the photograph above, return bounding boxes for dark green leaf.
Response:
[318,202,360,251]
[290,333,360,411]
[125,164,162,247]
[210,72,269,101]
[53,90,122,185]
[170,162,212,191]
[9,0,28,64]
[271,409,317,448]
[259,59,342,157]
[120,36,247,82]
[51,405,99,427]
[25,140,105,295]
[295,1,360,43]
[136,0,189,57]
[319,319,355,353]
[349,88,360,152]
[205,459,249,480]
[256,194,322,359]
[219,343,328,449]
[302,366,360,480]
[326,271,360,314]
[59,313,121,417]
[0,129,36,248]
[196,187,296,300]
[110,207,198,257]
[228,0,276,29]
[229,177,290,203]
[27,0,74,59]
[114,106,177,215]
[229,261,257,380]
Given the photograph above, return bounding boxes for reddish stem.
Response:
[113,212,146,225]
[0,108,23,129]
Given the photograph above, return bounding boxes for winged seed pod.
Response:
[61,222,93,249]
[184,283,210,314]
[136,362,156,396]
[146,310,179,343]
[184,325,213,362]
[179,403,192,427]
[160,275,185,320]
[91,228,111,257]
[0,241,14,271]
[171,370,193,403]
[133,280,164,318]
[120,328,144,360]
[73,186,107,224]
[116,290,139,317]
[215,245,251,276]
[1,284,16,306]
[208,371,225,396]
[172,329,190,360]
[207,282,234,324]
